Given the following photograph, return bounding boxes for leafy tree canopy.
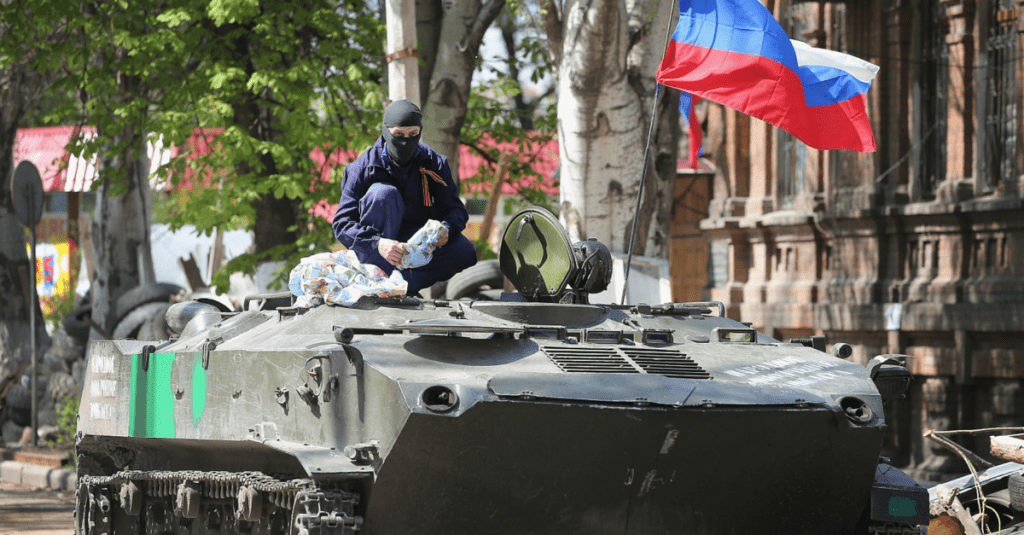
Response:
[28,0,561,292]
[40,0,384,290]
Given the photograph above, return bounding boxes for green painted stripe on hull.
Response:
[128,353,176,438]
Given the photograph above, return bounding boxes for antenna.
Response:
[620,3,678,306]
[619,85,662,305]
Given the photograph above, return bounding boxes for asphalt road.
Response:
[0,481,74,535]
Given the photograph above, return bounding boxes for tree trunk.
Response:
[415,0,444,107]
[0,53,52,390]
[0,191,50,387]
[419,0,506,183]
[227,28,297,257]
[89,129,155,336]
[550,0,677,256]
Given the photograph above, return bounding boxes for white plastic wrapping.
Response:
[289,249,407,307]
[396,219,447,270]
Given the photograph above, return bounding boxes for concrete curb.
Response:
[0,460,77,491]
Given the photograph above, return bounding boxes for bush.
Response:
[48,394,79,449]
[40,290,77,333]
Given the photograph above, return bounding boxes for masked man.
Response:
[332,100,477,295]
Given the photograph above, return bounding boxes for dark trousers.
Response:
[359,183,477,294]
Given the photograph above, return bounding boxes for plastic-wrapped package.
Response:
[289,249,408,307]
[396,220,447,270]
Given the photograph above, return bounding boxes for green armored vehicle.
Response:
[75,207,928,534]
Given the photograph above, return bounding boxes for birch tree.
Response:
[417,0,508,182]
[543,0,678,255]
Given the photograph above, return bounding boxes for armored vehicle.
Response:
[76,207,928,534]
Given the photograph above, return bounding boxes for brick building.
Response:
[693,0,1023,481]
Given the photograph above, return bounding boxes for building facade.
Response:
[697,0,1023,481]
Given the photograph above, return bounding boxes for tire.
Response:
[62,304,93,341]
[445,260,505,300]
[465,289,504,301]
[114,283,184,324]
[137,303,172,341]
[5,384,33,426]
[1009,471,1024,512]
[426,280,448,300]
[113,302,173,340]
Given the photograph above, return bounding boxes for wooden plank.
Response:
[208,230,224,280]
[179,253,207,292]
[478,151,512,250]
[990,434,1024,464]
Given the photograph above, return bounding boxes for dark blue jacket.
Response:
[332,137,469,258]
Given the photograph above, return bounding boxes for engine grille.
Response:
[623,348,712,379]
[542,347,640,374]
[542,346,711,379]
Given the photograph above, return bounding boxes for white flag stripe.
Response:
[791,40,880,83]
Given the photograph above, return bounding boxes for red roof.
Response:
[15,127,560,198]
[13,126,95,192]
[458,137,559,196]
[13,125,189,193]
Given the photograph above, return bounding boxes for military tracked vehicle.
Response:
[75,206,928,534]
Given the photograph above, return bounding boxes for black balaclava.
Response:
[382,100,423,167]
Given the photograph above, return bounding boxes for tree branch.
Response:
[541,0,563,67]
[458,0,508,54]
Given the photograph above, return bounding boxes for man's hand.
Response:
[436,224,449,246]
[378,238,407,265]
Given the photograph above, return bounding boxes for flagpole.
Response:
[620,2,678,306]
[620,84,661,306]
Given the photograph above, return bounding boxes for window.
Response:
[980,0,1021,193]
[912,1,949,200]
[44,193,68,215]
[777,3,814,210]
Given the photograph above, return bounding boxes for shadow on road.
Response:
[0,482,74,535]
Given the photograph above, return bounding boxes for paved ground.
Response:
[0,480,74,535]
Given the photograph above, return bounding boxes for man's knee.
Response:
[360,183,403,237]
[361,183,403,212]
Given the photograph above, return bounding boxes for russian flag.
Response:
[656,0,880,152]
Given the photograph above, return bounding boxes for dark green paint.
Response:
[888,496,917,517]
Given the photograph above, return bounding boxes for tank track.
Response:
[76,470,361,535]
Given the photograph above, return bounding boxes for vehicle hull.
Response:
[368,399,881,535]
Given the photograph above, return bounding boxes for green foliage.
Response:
[48,394,80,450]
[0,1,83,132]
[15,0,560,294]
[40,290,77,333]
[474,238,499,261]
[52,0,386,291]
[459,8,559,220]
[460,80,559,217]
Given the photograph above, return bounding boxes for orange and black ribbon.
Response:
[419,168,446,207]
